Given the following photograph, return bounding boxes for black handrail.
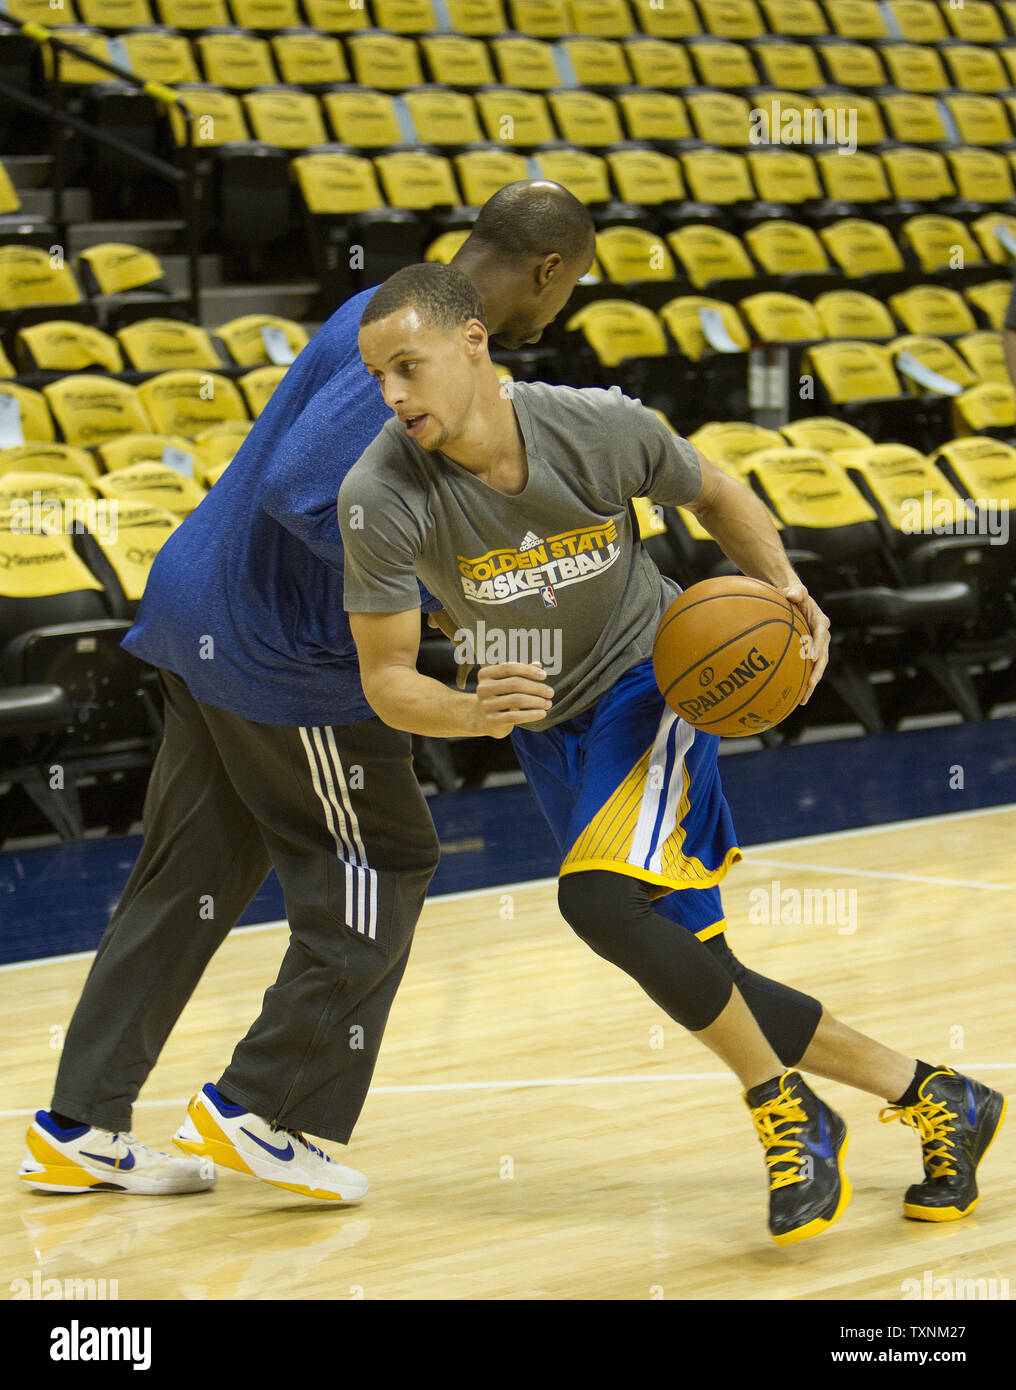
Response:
[0,16,202,322]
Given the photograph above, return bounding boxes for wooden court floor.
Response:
[1,806,1013,1301]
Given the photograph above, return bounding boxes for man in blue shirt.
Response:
[18,182,597,1203]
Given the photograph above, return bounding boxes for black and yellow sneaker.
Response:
[879,1068,1007,1222]
[745,1070,851,1246]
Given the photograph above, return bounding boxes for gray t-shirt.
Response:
[339,380,702,730]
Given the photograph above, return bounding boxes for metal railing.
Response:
[0,15,202,321]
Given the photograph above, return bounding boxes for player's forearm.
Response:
[694,475,798,589]
[362,664,481,738]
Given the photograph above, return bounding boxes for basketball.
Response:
[653,576,813,737]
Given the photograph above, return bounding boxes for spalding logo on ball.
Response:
[652,576,813,737]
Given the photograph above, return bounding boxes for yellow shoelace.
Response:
[879,1098,958,1178]
[749,1082,809,1190]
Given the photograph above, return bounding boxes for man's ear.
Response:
[463,317,489,354]
[537,252,564,288]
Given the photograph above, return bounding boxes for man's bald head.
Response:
[459,180,595,268]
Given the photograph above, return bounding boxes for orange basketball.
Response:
[652,576,813,737]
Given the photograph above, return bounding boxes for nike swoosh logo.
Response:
[809,1110,835,1162]
[963,1079,977,1128]
[240,1127,294,1162]
[80,1149,136,1170]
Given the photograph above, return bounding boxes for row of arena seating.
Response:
[10,0,1016,44]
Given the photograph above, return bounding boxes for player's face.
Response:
[491,233,597,350]
[359,308,482,452]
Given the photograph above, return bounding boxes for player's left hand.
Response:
[776,580,830,705]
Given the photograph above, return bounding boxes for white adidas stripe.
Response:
[298,727,377,941]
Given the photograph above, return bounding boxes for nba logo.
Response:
[541,585,557,608]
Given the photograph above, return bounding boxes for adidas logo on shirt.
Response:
[520,531,543,552]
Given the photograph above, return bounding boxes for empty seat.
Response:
[77,244,169,298]
[900,215,985,277]
[322,90,404,148]
[137,370,248,436]
[744,220,834,282]
[947,150,1016,209]
[93,461,205,516]
[616,90,691,141]
[238,364,287,415]
[420,35,495,88]
[562,37,633,87]
[629,0,699,36]
[16,321,124,374]
[813,290,896,339]
[155,0,231,25]
[595,226,676,282]
[816,41,886,88]
[880,148,955,205]
[964,280,1012,330]
[824,1,887,38]
[658,296,750,359]
[473,90,556,146]
[548,91,624,146]
[193,419,252,472]
[0,441,100,484]
[373,0,439,30]
[667,225,756,291]
[607,149,684,206]
[880,44,948,94]
[346,33,424,89]
[815,150,891,206]
[117,30,201,85]
[942,46,1008,96]
[761,0,827,35]
[687,40,759,87]
[688,419,787,470]
[116,319,222,371]
[944,96,1013,150]
[40,28,113,86]
[98,433,202,474]
[746,150,822,207]
[885,1,947,42]
[779,415,874,453]
[623,37,695,87]
[404,89,484,146]
[373,152,460,209]
[942,0,1005,42]
[951,382,1016,435]
[567,0,635,36]
[700,0,765,39]
[955,331,1009,385]
[78,0,155,21]
[820,219,906,280]
[680,150,755,206]
[196,32,278,89]
[933,436,1016,509]
[454,150,529,205]
[738,291,824,342]
[890,334,976,395]
[242,90,329,148]
[84,500,181,605]
[0,246,83,313]
[879,94,948,147]
[685,91,752,146]
[166,87,250,146]
[228,0,302,26]
[271,33,350,86]
[214,314,308,366]
[302,0,371,29]
[535,150,611,205]
[0,383,56,444]
[888,285,978,337]
[751,40,824,89]
[508,0,570,36]
[802,341,903,403]
[43,376,153,447]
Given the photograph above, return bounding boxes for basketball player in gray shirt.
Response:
[338,263,1006,1247]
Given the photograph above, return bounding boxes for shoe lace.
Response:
[100,1131,157,1168]
[276,1126,331,1163]
[749,1080,809,1190]
[878,1099,958,1178]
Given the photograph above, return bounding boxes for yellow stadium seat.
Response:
[547,91,623,146]
[815,150,891,204]
[629,0,700,38]
[229,0,302,27]
[836,444,972,533]
[508,0,569,34]
[595,227,676,283]
[824,1,886,39]
[667,225,756,290]
[567,0,635,36]
[0,164,20,219]
[93,462,205,517]
[820,219,905,279]
[40,29,113,86]
[404,90,484,145]
[346,33,424,89]
[242,90,328,149]
[606,149,684,206]
[98,434,201,475]
[535,151,611,204]
[196,33,277,89]
[689,421,786,470]
[0,246,82,312]
[954,332,1008,386]
[78,0,153,21]
[43,376,152,447]
[117,30,200,85]
[194,420,253,473]
[761,0,827,34]
[445,0,507,33]
[0,383,55,445]
[816,91,885,146]
[0,442,99,484]
[302,0,370,29]
[425,230,470,263]
[622,38,695,87]
[746,151,821,205]
[744,221,831,276]
[933,436,1016,508]
[564,299,668,367]
[322,91,403,148]
[78,244,167,297]
[154,0,230,25]
[420,35,495,87]
[685,92,752,146]
[658,297,750,360]
[889,286,978,337]
[900,215,985,277]
[885,1,947,42]
[687,41,759,87]
[944,96,1013,150]
[947,150,1016,208]
[166,87,249,147]
[943,47,1009,96]
[779,416,874,452]
[373,152,460,209]
[739,292,824,342]
[943,0,1005,41]
[879,94,948,146]
[116,319,222,372]
[747,449,878,527]
[680,150,755,205]
[214,314,308,367]
[700,0,765,38]
[816,41,886,88]
[373,0,439,30]
[951,383,1016,435]
[137,371,248,437]
[751,41,824,89]
[491,37,560,88]
[616,90,690,141]
[239,366,287,417]
[474,90,556,146]
[562,38,632,86]
[271,33,349,86]
[453,150,529,206]
[292,152,384,214]
[880,44,948,94]
[880,148,955,203]
[1001,47,1016,88]
[16,322,124,375]
[964,280,1012,331]
[971,215,1016,267]
[813,290,895,340]
[890,335,976,395]
[86,501,182,601]
[0,341,16,378]
[802,341,903,402]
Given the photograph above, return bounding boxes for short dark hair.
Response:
[359,263,486,334]
[464,181,594,265]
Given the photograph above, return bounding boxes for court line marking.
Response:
[3,1063,1016,1119]
[1,801,1013,973]
[744,859,1015,892]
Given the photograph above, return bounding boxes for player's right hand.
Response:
[473,663,554,738]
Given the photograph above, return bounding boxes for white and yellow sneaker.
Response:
[173,1084,368,1203]
[18,1111,216,1195]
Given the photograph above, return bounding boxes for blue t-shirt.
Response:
[122,288,437,726]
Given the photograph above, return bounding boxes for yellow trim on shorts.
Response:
[558,846,743,897]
